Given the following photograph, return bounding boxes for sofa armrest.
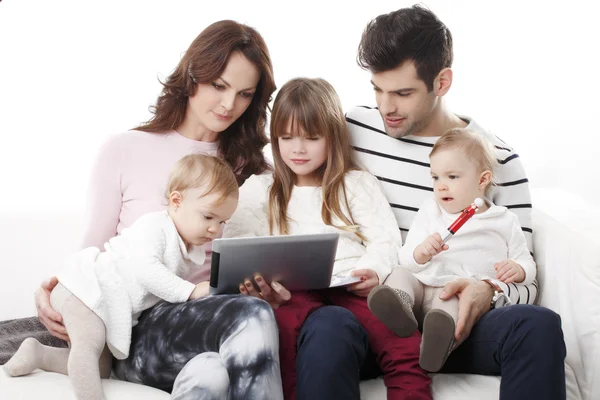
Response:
[532,208,600,400]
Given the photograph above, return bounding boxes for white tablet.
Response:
[209,233,339,295]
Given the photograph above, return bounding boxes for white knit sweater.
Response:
[57,211,204,359]
[223,171,402,284]
[399,197,536,287]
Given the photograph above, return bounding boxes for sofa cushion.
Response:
[1,368,503,400]
[360,375,500,400]
[1,369,170,400]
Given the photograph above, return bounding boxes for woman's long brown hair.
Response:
[268,78,366,241]
[135,20,275,185]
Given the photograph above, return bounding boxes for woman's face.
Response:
[187,52,260,135]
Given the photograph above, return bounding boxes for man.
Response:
[346,5,566,399]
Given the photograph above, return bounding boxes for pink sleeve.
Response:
[80,135,124,249]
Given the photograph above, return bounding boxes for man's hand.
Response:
[346,269,379,297]
[495,259,526,284]
[414,233,449,264]
[439,278,494,345]
[36,276,69,342]
[239,275,291,310]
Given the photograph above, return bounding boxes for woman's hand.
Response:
[188,281,210,300]
[35,277,69,342]
[239,275,291,309]
[347,269,379,297]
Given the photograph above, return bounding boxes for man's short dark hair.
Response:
[357,4,453,91]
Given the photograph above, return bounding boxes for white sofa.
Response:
[1,188,599,399]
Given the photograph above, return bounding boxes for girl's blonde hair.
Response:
[166,154,239,203]
[430,128,498,194]
[268,77,366,241]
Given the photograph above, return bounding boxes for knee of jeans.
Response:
[517,305,565,347]
[301,306,367,345]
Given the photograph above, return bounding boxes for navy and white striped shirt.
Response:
[347,106,537,305]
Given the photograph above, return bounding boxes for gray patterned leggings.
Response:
[113,295,283,400]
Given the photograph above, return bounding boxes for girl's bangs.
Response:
[272,97,323,139]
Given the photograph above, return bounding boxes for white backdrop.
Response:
[1,0,599,210]
[0,0,599,320]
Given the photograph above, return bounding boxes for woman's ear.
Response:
[479,170,493,190]
[169,191,183,209]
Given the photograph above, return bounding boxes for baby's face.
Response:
[172,188,238,248]
[430,148,488,214]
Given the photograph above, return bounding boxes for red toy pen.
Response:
[440,198,484,243]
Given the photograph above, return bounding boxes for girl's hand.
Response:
[347,269,379,297]
[36,277,69,342]
[239,275,291,310]
[188,281,210,300]
[414,233,449,264]
[494,260,526,284]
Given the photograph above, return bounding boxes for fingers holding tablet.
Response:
[239,275,291,310]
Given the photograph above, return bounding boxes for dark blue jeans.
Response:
[441,304,566,400]
[296,306,369,400]
[296,304,566,400]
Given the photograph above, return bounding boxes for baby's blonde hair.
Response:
[166,154,239,203]
[430,128,498,194]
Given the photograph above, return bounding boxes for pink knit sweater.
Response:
[81,130,218,284]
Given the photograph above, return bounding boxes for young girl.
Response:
[4,154,259,400]
[223,78,432,400]
[367,128,536,373]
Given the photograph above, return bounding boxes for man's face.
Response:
[372,61,438,138]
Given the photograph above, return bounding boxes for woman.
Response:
[33,19,372,400]
[34,20,282,399]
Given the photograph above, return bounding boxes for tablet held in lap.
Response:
[209,233,342,294]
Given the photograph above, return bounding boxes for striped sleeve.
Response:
[490,278,538,306]
[485,137,534,254]
[483,133,537,305]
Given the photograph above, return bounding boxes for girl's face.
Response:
[278,120,328,187]
[185,52,260,136]
[430,147,490,214]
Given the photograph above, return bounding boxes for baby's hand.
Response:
[188,282,210,300]
[494,260,525,284]
[414,233,449,264]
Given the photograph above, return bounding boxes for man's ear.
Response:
[479,170,493,190]
[169,191,183,208]
[434,67,453,97]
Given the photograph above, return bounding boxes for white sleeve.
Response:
[484,213,537,305]
[347,172,402,284]
[127,219,195,303]
[223,174,270,238]
[398,199,435,273]
[507,214,537,285]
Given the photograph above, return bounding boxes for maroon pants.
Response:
[275,288,432,400]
